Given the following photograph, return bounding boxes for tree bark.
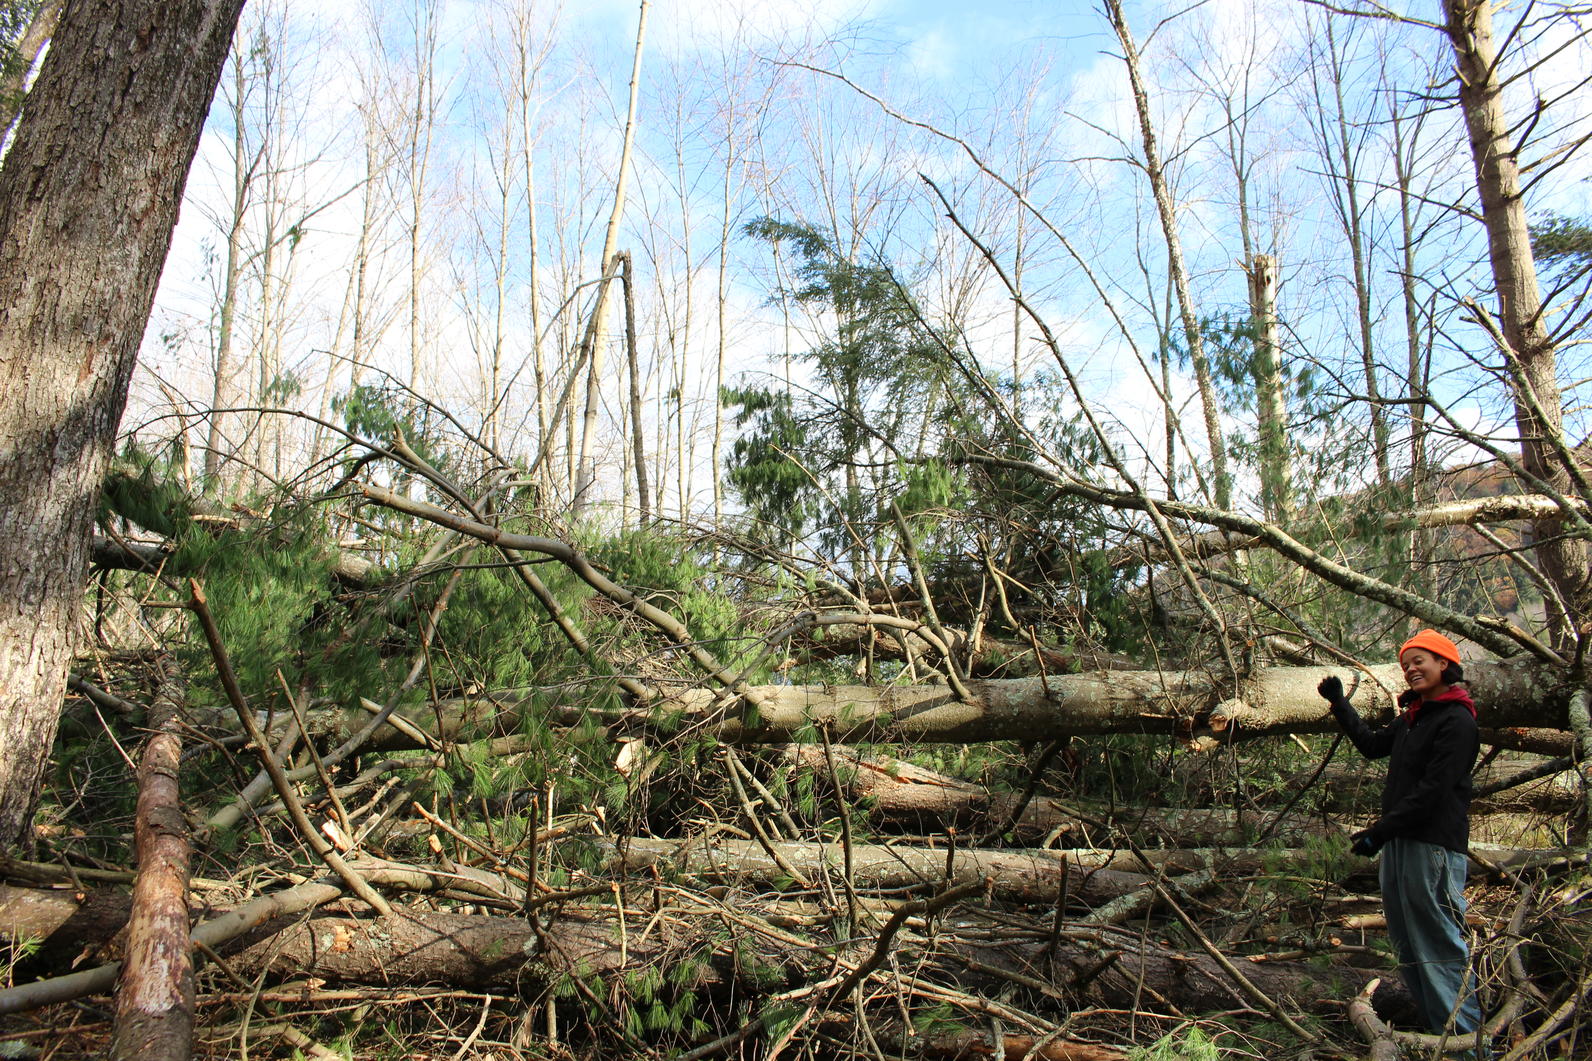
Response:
[1246,253,1292,521]
[621,250,650,523]
[0,0,246,850]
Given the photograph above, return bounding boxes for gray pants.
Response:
[1380,837,1483,1036]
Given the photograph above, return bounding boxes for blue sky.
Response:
[138,0,1592,516]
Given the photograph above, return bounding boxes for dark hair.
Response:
[1441,662,1465,685]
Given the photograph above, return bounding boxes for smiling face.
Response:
[1400,648,1449,699]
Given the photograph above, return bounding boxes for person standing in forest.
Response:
[1317,630,1485,1049]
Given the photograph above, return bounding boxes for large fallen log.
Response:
[610,837,1284,904]
[610,837,1551,897]
[211,905,1394,1020]
[202,658,1575,755]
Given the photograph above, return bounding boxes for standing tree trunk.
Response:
[1316,14,1392,487]
[203,41,256,490]
[403,0,439,392]
[1443,0,1591,641]
[0,0,245,850]
[1246,254,1290,522]
[0,0,61,146]
[1390,90,1437,616]
[1105,0,1231,510]
[572,0,647,516]
[619,252,650,523]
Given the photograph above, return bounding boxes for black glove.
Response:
[1349,829,1382,857]
[1318,675,1359,733]
[1317,675,1346,706]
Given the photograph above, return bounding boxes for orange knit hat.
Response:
[1399,629,1461,665]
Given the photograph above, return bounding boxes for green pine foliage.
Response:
[1127,1025,1226,1061]
[101,447,196,539]
[1531,213,1592,266]
[733,216,1145,658]
[172,505,384,705]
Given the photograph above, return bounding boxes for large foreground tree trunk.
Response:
[0,0,245,849]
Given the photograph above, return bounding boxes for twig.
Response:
[1255,733,1342,842]
[828,879,985,1001]
[1499,970,1592,1061]
[277,670,355,849]
[360,483,766,714]
[193,941,343,1061]
[890,500,971,700]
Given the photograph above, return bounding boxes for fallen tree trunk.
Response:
[788,623,1139,680]
[611,837,1549,896]
[612,837,1271,903]
[0,860,521,1015]
[211,906,1392,1020]
[1102,492,1590,572]
[781,746,1328,845]
[202,658,1574,755]
[111,662,193,1061]
[908,1029,1127,1061]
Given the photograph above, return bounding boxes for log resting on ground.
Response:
[111,668,193,1061]
[609,838,1550,897]
[675,660,1572,741]
[208,905,1397,1021]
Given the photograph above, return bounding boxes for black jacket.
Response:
[1331,690,1479,854]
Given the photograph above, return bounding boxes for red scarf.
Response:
[1398,684,1477,725]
